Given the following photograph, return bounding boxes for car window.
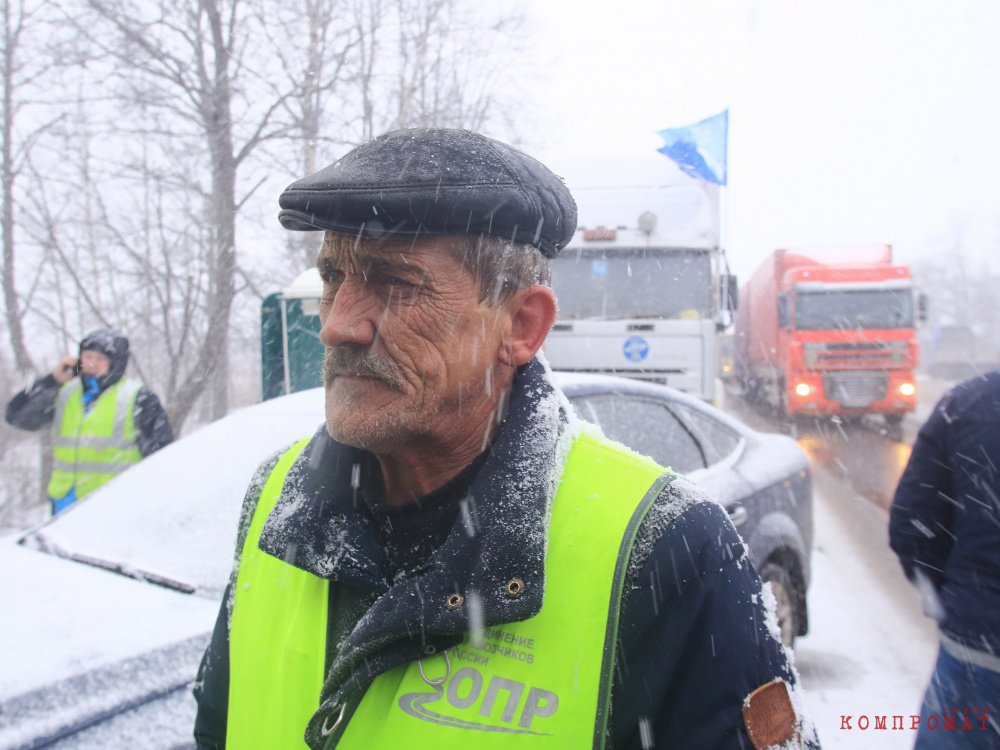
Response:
[669,403,743,467]
[572,395,706,473]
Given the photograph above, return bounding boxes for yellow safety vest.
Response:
[227,433,669,749]
[47,377,143,500]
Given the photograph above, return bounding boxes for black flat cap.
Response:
[278,128,577,257]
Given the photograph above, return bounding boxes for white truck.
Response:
[540,153,734,402]
[543,219,733,402]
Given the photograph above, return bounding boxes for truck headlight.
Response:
[898,382,916,397]
[794,382,812,397]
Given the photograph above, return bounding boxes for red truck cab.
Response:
[735,246,920,432]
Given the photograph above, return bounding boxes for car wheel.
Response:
[760,563,798,649]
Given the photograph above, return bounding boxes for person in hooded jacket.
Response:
[5,328,173,514]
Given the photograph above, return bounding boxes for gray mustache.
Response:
[323,348,404,389]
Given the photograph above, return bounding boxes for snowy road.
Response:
[721,388,943,748]
[795,463,936,748]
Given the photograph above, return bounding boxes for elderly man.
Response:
[5,329,173,514]
[194,129,815,750]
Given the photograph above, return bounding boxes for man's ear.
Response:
[499,285,558,367]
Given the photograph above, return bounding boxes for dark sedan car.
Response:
[1,373,812,748]
[556,373,813,648]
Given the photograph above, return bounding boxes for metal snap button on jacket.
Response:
[505,578,524,598]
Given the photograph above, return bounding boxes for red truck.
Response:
[734,245,922,434]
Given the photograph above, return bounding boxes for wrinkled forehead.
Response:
[318,231,466,272]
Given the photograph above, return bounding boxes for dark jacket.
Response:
[5,375,174,458]
[889,370,1000,654]
[195,359,815,749]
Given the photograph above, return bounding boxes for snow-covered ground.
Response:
[794,462,937,748]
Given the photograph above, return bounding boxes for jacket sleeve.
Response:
[612,480,818,750]
[888,394,955,588]
[5,374,61,431]
[193,584,231,750]
[134,387,174,457]
[193,450,283,749]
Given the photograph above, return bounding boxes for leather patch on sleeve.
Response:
[742,679,798,749]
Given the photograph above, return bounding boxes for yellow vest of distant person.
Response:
[47,378,143,500]
[226,432,671,749]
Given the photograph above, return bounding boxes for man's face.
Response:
[79,350,111,377]
[317,233,512,453]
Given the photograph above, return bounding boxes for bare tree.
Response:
[0,0,64,374]
[45,0,298,427]
[258,0,358,268]
[258,0,531,269]
[350,0,529,142]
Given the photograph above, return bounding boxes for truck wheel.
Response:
[760,563,799,649]
[884,414,904,441]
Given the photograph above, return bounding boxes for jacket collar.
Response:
[258,357,570,637]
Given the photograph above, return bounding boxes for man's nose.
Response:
[318,277,377,349]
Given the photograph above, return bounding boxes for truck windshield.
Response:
[551,248,712,320]
[795,288,914,330]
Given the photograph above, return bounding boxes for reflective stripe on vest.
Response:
[47,378,143,500]
[227,433,668,750]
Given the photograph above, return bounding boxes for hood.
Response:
[0,541,217,748]
[78,328,130,389]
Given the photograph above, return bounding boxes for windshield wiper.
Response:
[18,532,196,594]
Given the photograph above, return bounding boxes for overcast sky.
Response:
[524,0,1000,280]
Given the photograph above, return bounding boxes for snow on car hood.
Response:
[736,431,811,491]
[0,542,217,748]
[26,388,327,601]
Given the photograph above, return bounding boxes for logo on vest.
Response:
[398,665,559,735]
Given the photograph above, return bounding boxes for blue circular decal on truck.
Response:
[623,336,649,363]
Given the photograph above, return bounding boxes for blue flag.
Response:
[657,110,728,185]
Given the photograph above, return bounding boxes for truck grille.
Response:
[804,341,910,370]
[823,371,888,407]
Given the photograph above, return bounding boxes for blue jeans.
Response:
[915,644,1000,749]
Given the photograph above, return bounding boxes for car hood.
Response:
[0,542,217,749]
[735,431,810,491]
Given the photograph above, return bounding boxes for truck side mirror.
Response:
[716,274,739,331]
[777,293,790,328]
[917,292,929,323]
[726,275,739,312]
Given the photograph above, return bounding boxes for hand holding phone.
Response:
[52,355,79,384]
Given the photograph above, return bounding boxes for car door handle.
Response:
[728,504,748,527]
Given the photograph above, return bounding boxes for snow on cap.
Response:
[276,128,578,258]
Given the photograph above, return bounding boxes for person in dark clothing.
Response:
[5,329,173,514]
[889,370,1000,749]
[194,128,817,750]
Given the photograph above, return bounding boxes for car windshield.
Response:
[795,287,914,330]
[19,389,326,600]
[551,248,713,320]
